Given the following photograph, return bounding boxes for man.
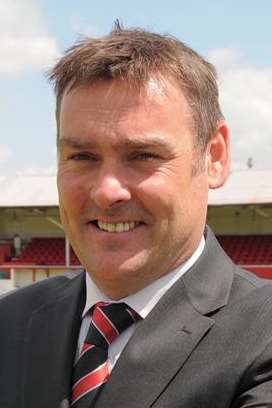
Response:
[1,23,272,408]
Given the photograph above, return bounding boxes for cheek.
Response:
[139,170,202,237]
[58,201,70,231]
[57,172,87,214]
[137,173,180,220]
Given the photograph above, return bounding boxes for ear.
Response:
[206,121,230,189]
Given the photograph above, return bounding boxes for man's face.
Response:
[58,77,210,299]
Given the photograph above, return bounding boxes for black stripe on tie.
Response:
[85,321,108,349]
[100,304,136,334]
[73,346,106,384]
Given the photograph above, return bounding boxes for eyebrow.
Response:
[57,137,97,151]
[57,135,171,151]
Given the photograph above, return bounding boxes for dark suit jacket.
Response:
[1,228,272,408]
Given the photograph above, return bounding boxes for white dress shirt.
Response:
[76,236,205,369]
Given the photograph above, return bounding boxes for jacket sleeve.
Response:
[231,339,272,407]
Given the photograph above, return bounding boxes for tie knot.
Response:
[86,301,139,349]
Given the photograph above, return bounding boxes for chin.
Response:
[90,256,151,288]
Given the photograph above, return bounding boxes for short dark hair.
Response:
[48,21,223,149]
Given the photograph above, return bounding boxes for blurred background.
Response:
[1,0,272,176]
[0,0,272,292]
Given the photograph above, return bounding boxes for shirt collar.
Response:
[83,236,205,318]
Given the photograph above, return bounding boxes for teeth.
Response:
[97,221,138,233]
[116,223,124,232]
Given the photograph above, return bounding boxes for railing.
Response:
[1,263,271,289]
[240,264,272,279]
[0,263,82,288]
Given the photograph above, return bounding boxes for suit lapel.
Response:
[182,226,234,315]
[96,228,234,407]
[22,273,85,408]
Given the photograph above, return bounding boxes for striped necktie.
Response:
[71,301,138,407]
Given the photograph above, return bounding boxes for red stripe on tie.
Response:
[71,362,109,405]
[93,306,119,344]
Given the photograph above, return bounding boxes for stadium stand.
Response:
[218,235,272,265]
[12,237,80,266]
[0,234,272,287]
[0,171,271,289]
[0,243,11,264]
[0,243,12,278]
[5,235,272,272]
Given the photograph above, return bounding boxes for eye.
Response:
[69,152,99,161]
[130,152,162,161]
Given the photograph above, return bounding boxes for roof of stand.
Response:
[0,170,271,207]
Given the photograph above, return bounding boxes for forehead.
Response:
[61,76,190,113]
[58,77,194,145]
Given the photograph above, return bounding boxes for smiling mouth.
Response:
[91,220,142,233]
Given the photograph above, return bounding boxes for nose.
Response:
[90,166,131,209]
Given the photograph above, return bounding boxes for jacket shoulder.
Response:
[0,271,85,318]
[230,265,272,302]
